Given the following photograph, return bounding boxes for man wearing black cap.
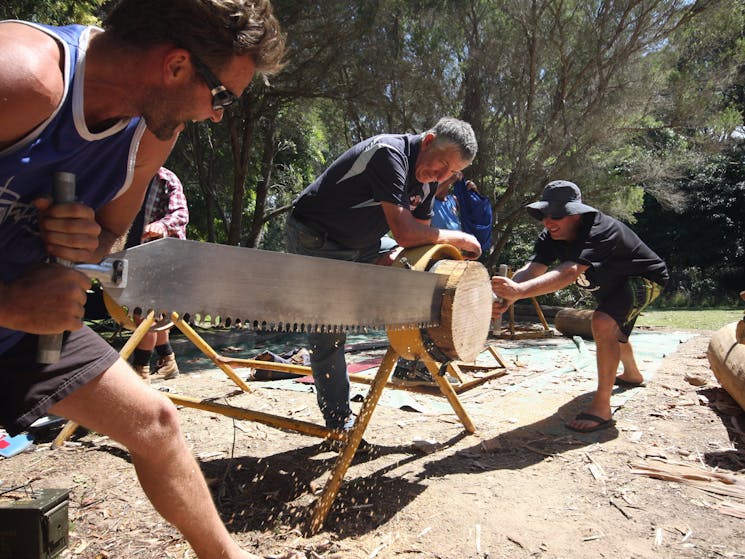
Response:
[492,180,668,433]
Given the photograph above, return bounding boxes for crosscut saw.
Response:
[78,238,450,333]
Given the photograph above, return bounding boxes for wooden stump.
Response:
[554,308,594,339]
[426,259,493,362]
[707,321,745,412]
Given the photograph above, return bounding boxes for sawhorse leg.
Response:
[423,357,476,433]
[170,313,252,393]
[308,346,399,534]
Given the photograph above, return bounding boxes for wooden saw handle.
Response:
[37,171,76,364]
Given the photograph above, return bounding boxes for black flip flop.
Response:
[566,412,615,433]
[614,377,645,388]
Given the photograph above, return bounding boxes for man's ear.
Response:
[421,132,436,150]
[163,48,191,85]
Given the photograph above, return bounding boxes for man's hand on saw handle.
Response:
[0,197,101,335]
[34,196,101,263]
[491,275,522,318]
[0,264,90,334]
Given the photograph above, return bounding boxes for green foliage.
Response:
[635,141,745,306]
[1,0,105,25]
[8,0,741,298]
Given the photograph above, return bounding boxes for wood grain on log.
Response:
[708,321,745,412]
[554,308,594,339]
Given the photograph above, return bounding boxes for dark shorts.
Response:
[0,326,119,436]
[596,277,665,341]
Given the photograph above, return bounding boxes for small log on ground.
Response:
[554,308,594,340]
[707,321,745,412]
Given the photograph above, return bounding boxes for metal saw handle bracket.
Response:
[75,259,128,289]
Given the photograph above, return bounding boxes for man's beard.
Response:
[143,114,182,141]
[141,87,189,141]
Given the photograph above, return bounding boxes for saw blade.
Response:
[102,238,447,332]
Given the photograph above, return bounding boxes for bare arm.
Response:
[491,260,588,315]
[381,201,482,259]
[0,23,93,334]
[0,22,63,150]
[434,171,463,199]
[95,130,179,257]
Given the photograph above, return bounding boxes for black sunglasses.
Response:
[190,54,239,111]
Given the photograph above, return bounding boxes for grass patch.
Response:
[637,308,743,331]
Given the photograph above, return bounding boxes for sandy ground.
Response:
[2,325,745,559]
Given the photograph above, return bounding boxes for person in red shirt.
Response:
[129,167,189,382]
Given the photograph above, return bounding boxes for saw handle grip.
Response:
[491,264,509,335]
[37,171,77,364]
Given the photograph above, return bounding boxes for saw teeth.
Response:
[154,312,400,333]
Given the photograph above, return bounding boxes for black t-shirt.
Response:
[292,134,435,248]
[530,212,669,300]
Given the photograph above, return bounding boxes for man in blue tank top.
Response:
[492,181,668,434]
[0,2,291,558]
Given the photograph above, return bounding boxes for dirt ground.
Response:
[3,325,745,559]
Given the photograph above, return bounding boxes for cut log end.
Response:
[427,260,492,362]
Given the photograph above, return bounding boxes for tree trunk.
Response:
[244,119,278,248]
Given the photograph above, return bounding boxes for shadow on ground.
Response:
[419,392,618,481]
[82,390,622,538]
[698,386,745,471]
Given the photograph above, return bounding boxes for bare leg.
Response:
[49,358,263,559]
[136,330,157,351]
[132,309,157,352]
[156,329,169,346]
[566,311,618,431]
[617,340,644,384]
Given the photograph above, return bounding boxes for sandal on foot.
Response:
[566,412,615,433]
[614,377,645,388]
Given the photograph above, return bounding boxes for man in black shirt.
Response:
[288,117,482,433]
[492,180,668,433]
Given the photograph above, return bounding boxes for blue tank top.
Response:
[0,22,147,354]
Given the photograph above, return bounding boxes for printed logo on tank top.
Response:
[0,177,39,236]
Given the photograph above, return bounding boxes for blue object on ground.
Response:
[0,432,34,458]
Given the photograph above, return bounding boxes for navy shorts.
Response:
[596,277,665,341]
[0,326,119,436]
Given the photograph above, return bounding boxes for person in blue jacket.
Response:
[431,171,492,257]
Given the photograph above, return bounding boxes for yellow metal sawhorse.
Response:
[165,313,508,534]
[55,245,508,533]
